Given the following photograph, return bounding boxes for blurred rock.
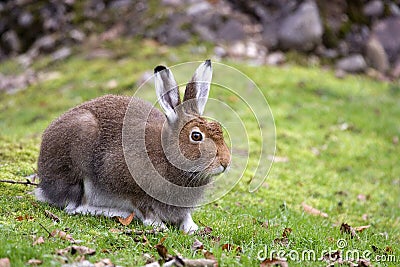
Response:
[363,0,384,18]
[69,29,85,42]
[31,35,56,53]
[193,24,216,43]
[343,25,370,55]
[109,0,133,9]
[389,3,400,16]
[2,30,21,53]
[161,0,183,7]
[316,46,339,59]
[266,52,286,66]
[228,42,246,57]
[216,19,245,42]
[18,11,34,27]
[336,54,367,73]
[391,58,400,78]
[52,47,71,61]
[365,35,389,73]
[187,1,212,16]
[262,23,279,49]
[278,0,323,51]
[0,69,36,94]
[214,46,227,58]
[371,17,400,64]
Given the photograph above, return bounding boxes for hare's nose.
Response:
[221,162,229,171]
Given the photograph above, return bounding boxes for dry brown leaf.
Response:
[33,236,45,246]
[158,236,167,245]
[282,228,292,238]
[340,223,359,239]
[354,225,371,233]
[302,202,329,218]
[45,210,60,223]
[262,221,269,230]
[203,251,216,261]
[117,212,135,226]
[357,258,372,266]
[198,226,213,237]
[94,258,114,267]
[322,250,341,261]
[260,258,288,267]
[221,243,242,253]
[71,245,96,256]
[191,239,204,251]
[273,238,290,247]
[56,247,70,256]
[155,244,169,260]
[181,258,217,267]
[56,245,95,256]
[51,229,75,242]
[15,215,34,221]
[27,259,42,265]
[0,258,10,267]
[385,246,393,254]
[109,228,122,233]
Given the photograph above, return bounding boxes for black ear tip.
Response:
[154,65,167,74]
[205,59,211,67]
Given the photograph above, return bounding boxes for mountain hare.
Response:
[36,60,231,233]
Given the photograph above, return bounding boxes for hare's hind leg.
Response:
[37,109,99,209]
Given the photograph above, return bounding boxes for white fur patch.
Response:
[34,188,49,203]
[179,213,198,234]
[64,179,137,218]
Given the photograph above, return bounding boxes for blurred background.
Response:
[1,0,400,94]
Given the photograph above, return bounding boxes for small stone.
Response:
[278,0,323,51]
[18,11,34,27]
[393,136,399,145]
[228,42,246,57]
[69,29,85,42]
[335,69,346,79]
[336,54,367,73]
[365,36,389,73]
[266,52,285,65]
[52,47,71,61]
[214,46,227,58]
[161,0,183,6]
[187,2,211,16]
[2,30,21,52]
[363,0,384,17]
[216,19,245,42]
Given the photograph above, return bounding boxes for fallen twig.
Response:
[38,222,52,236]
[0,179,38,186]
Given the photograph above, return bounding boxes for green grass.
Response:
[1,39,399,266]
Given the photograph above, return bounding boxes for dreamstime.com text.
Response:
[257,239,398,263]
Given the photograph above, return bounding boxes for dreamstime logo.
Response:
[121,61,276,207]
[257,239,398,263]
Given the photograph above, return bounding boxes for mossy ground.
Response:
[0,39,399,266]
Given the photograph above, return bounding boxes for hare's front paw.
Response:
[179,213,198,234]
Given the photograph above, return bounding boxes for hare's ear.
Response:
[154,65,180,122]
[183,60,212,116]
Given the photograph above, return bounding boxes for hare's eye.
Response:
[190,131,203,142]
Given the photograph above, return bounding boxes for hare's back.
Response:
[80,95,164,127]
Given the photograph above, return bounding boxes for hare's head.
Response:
[154,60,230,179]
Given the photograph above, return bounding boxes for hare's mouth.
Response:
[208,165,226,176]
